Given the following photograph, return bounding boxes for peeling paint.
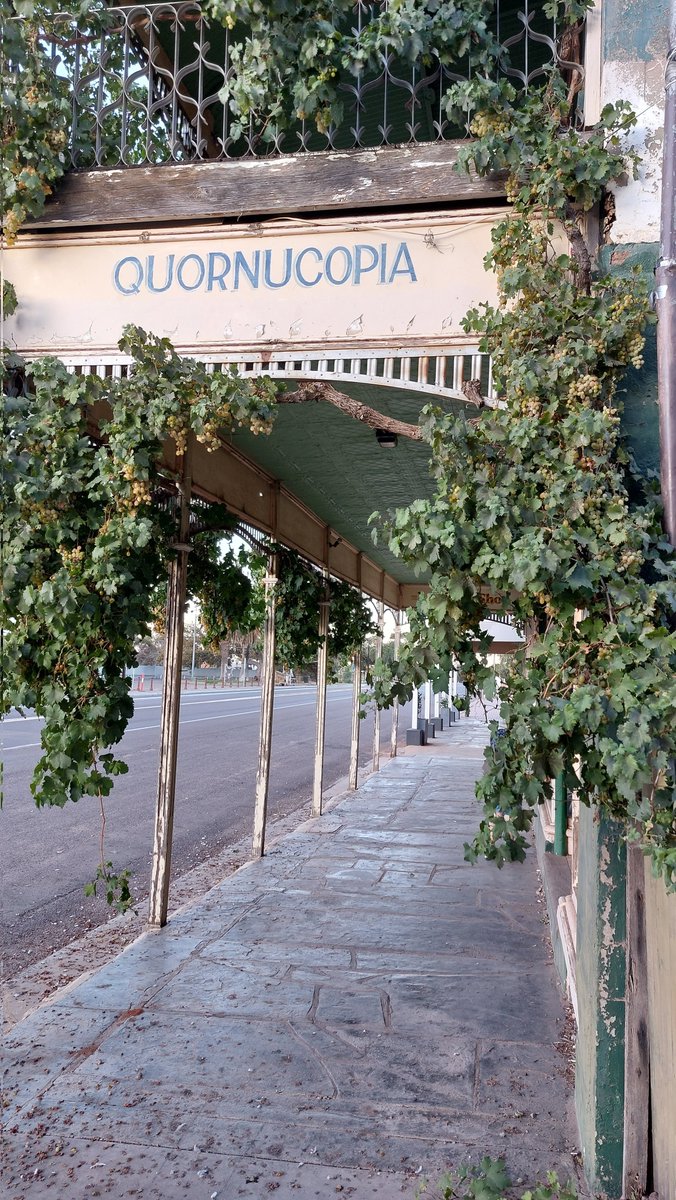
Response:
[597,846,617,1035]
[574,807,626,1193]
[604,0,668,61]
[603,60,664,243]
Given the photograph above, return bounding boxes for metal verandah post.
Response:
[148,439,193,928]
[311,571,330,817]
[348,648,362,790]
[411,683,420,732]
[390,613,401,757]
[422,679,433,733]
[252,552,278,858]
[372,600,384,773]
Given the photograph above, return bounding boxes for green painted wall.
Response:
[604,0,668,61]
[601,243,661,477]
[574,805,627,1197]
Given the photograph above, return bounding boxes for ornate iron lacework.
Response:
[41,1,568,168]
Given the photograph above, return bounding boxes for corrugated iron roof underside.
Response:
[231,381,464,587]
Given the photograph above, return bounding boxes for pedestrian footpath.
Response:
[2,720,579,1200]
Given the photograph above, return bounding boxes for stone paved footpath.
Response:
[2,721,580,1200]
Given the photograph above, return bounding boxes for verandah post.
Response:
[372,600,384,772]
[311,570,330,817]
[148,437,193,928]
[349,647,362,790]
[252,551,278,858]
[390,612,401,757]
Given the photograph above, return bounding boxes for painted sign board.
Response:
[3,209,502,361]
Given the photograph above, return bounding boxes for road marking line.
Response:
[125,696,345,732]
[1,696,350,750]
[130,688,349,712]
[1,740,43,750]
[1,686,352,723]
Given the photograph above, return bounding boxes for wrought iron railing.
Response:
[41,1,571,169]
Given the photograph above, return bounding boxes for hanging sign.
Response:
[3,209,502,360]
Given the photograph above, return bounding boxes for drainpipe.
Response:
[554,772,568,856]
[656,0,676,546]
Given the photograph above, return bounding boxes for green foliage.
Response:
[6,0,675,896]
[205,0,499,138]
[370,21,676,887]
[273,548,378,672]
[190,534,266,647]
[0,1,99,240]
[2,278,18,316]
[415,1158,576,1200]
[84,860,135,914]
[150,511,265,646]
[449,77,636,218]
[1,325,277,808]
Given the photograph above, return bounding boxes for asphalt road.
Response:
[1,684,409,980]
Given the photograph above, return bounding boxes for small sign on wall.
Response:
[4,209,502,360]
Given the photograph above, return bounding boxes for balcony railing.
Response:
[42,1,569,169]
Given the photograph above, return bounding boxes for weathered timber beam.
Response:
[29,142,506,230]
[278,381,423,440]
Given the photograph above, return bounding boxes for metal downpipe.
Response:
[656,0,676,545]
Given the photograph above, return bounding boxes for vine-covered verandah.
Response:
[4,2,676,1190]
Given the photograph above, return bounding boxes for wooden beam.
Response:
[643,862,676,1200]
[30,142,506,230]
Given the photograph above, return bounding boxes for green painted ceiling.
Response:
[232,382,465,584]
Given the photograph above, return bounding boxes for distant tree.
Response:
[135,634,164,666]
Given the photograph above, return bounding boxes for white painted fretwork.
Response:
[63,347,496,407]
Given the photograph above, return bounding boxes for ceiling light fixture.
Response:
[375,428,398,448]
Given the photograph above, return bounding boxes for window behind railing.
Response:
[42,1,570,169]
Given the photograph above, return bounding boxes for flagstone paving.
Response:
[2,721,580,1200]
